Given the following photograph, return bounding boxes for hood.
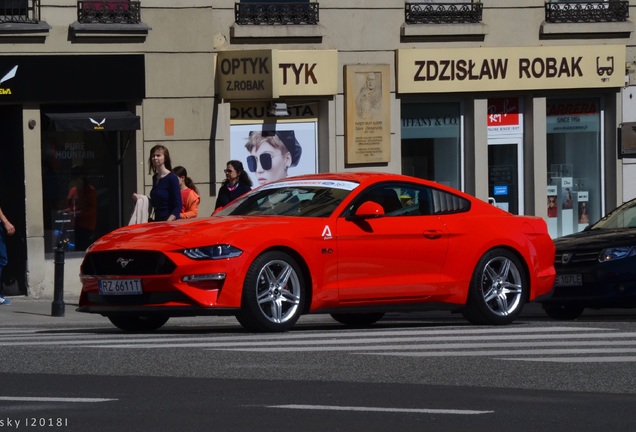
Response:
[89,216,300,251]
[554,227,636,250]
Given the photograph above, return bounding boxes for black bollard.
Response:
[51,242,66,317]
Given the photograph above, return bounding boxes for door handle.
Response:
[423,230,443,239]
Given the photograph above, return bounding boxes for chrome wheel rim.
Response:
[255,259,301,324]
[480,256,523,316]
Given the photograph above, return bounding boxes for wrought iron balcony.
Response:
[545,1,629,23]
[0,0,41,24]
[235,2,319,25]
[78,0,142,24]
[405,2,483,24]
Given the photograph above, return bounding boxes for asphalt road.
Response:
[1,299,636,432]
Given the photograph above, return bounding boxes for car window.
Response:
[592,199,636,229]
[215,181,357,217]
[343,182,471,217]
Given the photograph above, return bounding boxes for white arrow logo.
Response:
[0,66,18,85]
[89,118,106,126]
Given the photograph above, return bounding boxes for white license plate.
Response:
[98,279,143,295]
[555,274,582,287]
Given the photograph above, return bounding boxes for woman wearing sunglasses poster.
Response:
[244,130,303,186]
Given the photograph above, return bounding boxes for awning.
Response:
[46,111,140,132]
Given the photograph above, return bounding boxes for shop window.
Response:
[546,98,602,239]
[400,103,462,190]
[40,125,136,255]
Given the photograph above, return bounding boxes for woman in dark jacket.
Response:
[214,160,253,210]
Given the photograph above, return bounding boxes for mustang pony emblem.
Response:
[117,258,134,268]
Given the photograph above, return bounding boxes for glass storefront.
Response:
[41,127,136,254]
[400,103,462,189]
[546,98,602,238]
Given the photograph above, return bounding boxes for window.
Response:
[401,103,462,190]
[345,182,470,218]
[546,98,602,238]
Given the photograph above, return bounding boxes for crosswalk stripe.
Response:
[4,324,636,362]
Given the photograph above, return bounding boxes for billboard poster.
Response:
[230,122,318,187]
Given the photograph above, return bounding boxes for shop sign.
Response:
[488,97,522,137]
[217,50,338,100]
[397,45,625,93]
[0,55,145,103]
[546,100,600,134]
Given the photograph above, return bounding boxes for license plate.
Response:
[98,279,143,295]
[555,274,582,287]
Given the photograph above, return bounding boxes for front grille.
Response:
[555,249,599,267]
[81,250,176,276]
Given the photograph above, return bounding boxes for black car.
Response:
[539,198,636,320]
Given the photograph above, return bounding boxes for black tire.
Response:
[235,251,306,332]
[462,248,528,325]
[107,314,169,332]
[330,313,385,327]
[542,303,584,320]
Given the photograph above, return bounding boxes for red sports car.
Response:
[78,172,555,332]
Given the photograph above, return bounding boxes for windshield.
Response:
[215,179,359,217]
[591,199,636,230]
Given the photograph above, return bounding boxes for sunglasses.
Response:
[247,153,281,172]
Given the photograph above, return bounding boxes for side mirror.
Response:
[353,201,385,219]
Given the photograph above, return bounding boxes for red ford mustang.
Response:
[78,172,555,332]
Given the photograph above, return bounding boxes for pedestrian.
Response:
[214,160,252,210]
[173,166,200,219]
[0,204,15,305]
[133,144,182,222]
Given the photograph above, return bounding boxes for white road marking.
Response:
[268,404,493,415]
[0,396,116,403]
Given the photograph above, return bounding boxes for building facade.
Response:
[0,0,634,298]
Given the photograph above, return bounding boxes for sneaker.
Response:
[0,297,11,305]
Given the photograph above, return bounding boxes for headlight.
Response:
[183,244,243,260]
[598,246,636,262]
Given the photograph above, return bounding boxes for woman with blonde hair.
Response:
[244,130,302,186]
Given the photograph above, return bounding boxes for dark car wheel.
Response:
[542,303,585,320]
[462,248,528,325]
[236,251,306,332]
[330,312,385,327]
[107,315,169,332]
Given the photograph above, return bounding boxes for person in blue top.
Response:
[133,144,181,222]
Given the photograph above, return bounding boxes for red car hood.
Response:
[89,216,296,251]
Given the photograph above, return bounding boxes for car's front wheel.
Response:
[462,248,527,325]
[541,303,584,320]
[236,251,306,332]
[330,313,385,327]
[107,314,169,332]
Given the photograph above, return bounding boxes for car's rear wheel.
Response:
[330,313,385,327]
[462,248,527,325]
[107,314,169,332]
[236,251,305,332]
[541,303,584,320]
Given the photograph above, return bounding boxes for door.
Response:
[488,138,523,215]
[335,182,449,302]
[0,106,27,295]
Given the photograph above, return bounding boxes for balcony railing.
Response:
[235,2,319,25]
[0,0,41,24]
[405,2,483,24]
[78,0,142,24]
[545,1,629,23]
